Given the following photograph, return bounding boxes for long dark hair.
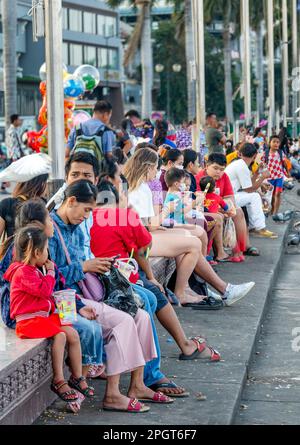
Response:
[153,120,168,147]
[12,174,49,199]
[14,224,48,265]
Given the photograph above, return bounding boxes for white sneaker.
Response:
[223,282,255,307]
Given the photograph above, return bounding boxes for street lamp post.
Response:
[267,0,275,137]
[155,63,182,121]
[282,0,289,127]
[241,0,251,126]
[292,0,298,138]
[44,0,65,190]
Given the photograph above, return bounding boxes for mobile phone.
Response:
[111,254,121,262]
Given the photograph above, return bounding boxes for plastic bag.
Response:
[223,218,236,249]
[53,289,77,325]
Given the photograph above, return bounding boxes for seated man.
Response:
[196,153,260,257]
[290,151,300,181]
[225,143,277,239]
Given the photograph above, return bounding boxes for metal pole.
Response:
[282,0,289,127]
[166,71,170,120]
[292,0,298,138]
[241,0,251,126]
[267,0,275,137]
[192,0,205,152]
[44,0,65,185]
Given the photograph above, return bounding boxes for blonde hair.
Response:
[123,148,158,191]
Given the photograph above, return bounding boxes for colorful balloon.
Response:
[74,65,100,92]
[63,75,85,98]
[39,62,68,81]
[72,110,91,127]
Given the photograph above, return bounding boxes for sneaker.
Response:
[251,229,278,239]
[223,282,255,307]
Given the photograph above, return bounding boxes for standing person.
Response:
[225,143,277,238]
[262,135,289,218]
[5,114,25,162]
[205,113,226,155]
[66,101,115,158]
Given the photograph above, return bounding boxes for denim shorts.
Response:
[137,270,169,313]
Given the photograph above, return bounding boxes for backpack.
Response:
[71,124,110,167]
[0,244,15,329]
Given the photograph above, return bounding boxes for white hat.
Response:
[0,153,52,183]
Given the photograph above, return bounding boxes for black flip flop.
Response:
[182,296,223,310]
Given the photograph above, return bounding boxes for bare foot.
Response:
[127,384,157,401]
[103,393,133,411]
[150,378,187,396]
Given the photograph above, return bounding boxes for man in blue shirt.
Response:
[291,151,300,180]
[67,100,116,158]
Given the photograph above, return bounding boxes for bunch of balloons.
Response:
[28,63,100,153]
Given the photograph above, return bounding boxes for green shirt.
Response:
[206,127,224,154]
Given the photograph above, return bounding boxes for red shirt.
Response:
[4,262,56,320]
[196,169,234,198]
[204,192,229,213]
[91,207,152,259]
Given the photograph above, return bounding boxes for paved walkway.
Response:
[35,192,297,425]
[235,252,300,425]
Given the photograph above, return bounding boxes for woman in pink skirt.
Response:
[49,180,174,413]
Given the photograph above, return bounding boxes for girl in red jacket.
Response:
[4,224,84,404]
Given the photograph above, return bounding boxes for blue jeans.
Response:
[73,314,104,366]
[132,284,165,387]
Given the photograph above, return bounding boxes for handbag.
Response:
[102,266,142,318]
[52,220,105,302]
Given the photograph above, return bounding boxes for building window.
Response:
[69,9,82,32]
[84,46,97,65]
[63,8,68,30]
[97,15,105,36]
[63,42,69,65]
[97,15,117,37]
[106,16,117,37]
[69,43,83,66]
[97,48,118,70]
[83,12,96,34]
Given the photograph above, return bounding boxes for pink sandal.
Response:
[138,391,174,404]
[103,398,150,413]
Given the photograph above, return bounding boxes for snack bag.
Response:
[53,289,77,325]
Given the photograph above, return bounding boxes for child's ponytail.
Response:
[14,224,48,265]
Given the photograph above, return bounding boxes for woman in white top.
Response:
[123,148,255,308]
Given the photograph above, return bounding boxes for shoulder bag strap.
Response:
[52,219,72,265]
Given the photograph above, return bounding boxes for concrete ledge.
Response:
[0,328,56,425]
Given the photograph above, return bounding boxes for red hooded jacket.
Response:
[4,262,56,321]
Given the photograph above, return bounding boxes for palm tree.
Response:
[2,0,17,130]
[106,0,153,117]
[204,0,239,124]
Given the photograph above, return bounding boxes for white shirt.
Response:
[128,182,155,218]
[225,159,252,194]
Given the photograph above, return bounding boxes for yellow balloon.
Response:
[63,70,69,80]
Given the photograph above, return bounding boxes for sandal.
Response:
[103,398,150,413]
[244,247,260,257]
[149,381,190,398]
[182,296,223,311]
[87,364,106,379]
[179,337,221,362]
[67,392,85,413]
[138,392,174,404]
[68,375,95,398]
[50,380,78,402]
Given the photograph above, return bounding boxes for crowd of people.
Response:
[0,100,296,416]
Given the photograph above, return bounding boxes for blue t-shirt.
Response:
[164,192,185,225]
[67,118,116,154]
